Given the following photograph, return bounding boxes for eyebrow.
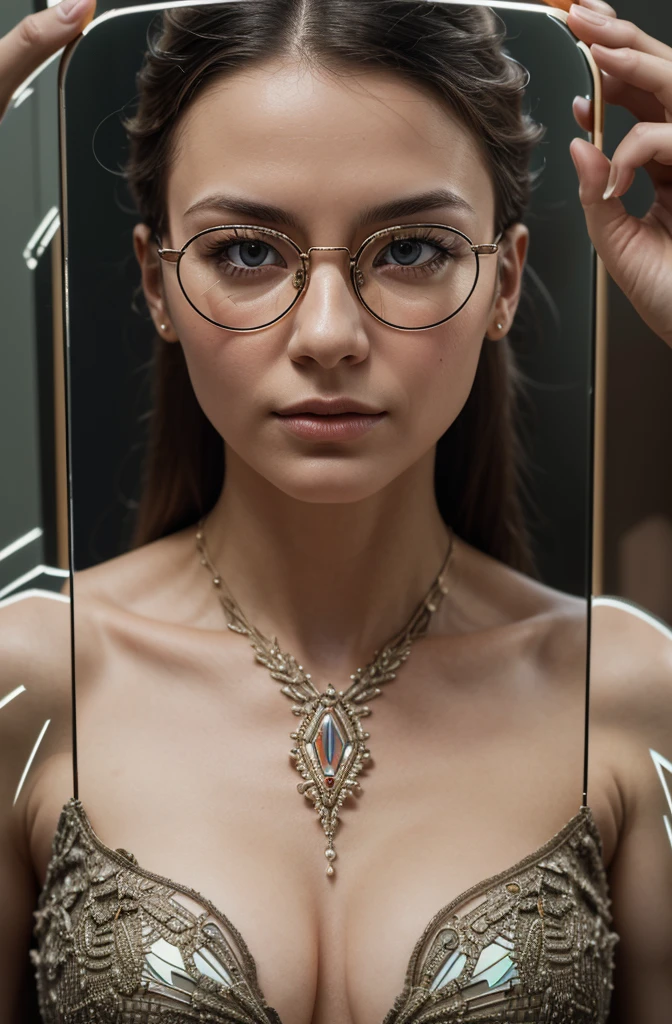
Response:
[362,188,476,224]
[184,193,298,228]
[183,187,476,229]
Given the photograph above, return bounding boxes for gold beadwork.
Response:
[32,800,618,1023]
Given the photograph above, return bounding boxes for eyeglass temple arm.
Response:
[472,228,505,255]
[156,243,180,264]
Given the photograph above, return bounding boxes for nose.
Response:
[285,250,371,369]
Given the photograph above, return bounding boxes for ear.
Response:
[132,223,179,341]
[485,223,529,341]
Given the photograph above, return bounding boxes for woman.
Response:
[0,0,670,1021]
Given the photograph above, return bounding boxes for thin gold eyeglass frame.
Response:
[156,222,505,332]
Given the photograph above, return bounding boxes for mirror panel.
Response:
[53,2,613,1019]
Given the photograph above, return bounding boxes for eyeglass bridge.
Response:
[292,246,363,291]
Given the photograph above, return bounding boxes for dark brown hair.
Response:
[122,0,546,572]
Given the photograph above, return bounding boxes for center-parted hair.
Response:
[123,0,546,573]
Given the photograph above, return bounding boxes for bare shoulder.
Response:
[0,592,74,852]
[66,524,201,624]
[452,537,584,625]
[0,595,68,1024]
[588,600,672,838]
[0,521,208,732]
[589,598,672,739]
[0,591,72,726]
[0,528,186,809]
[451,537,588,668]
[588,602,672,1023]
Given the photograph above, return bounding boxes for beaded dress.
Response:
[32,798,618,1022]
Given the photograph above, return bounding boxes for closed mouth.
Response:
[274,398,385,417]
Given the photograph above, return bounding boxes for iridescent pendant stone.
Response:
[312,712,348,779]
[289,685,371,878]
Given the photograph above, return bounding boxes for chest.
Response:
[29,635,600,1024]
[31,787,616,1024]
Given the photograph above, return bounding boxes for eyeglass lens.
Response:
[177,225,479,330]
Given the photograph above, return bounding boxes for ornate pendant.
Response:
[256,632,416,878]
[195,521,453,880]
[290,685,371,877]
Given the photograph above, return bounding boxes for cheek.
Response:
[396,315,486,441]
[172,309,264,438]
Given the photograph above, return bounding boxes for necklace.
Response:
[195,517,455,878]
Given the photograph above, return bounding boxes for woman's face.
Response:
[134,60,529,504]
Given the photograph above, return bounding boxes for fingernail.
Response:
[571,5,608,24]
[603,164,619,200]
[570,138,584,178]
[582,0,617,13]
[592,43,629,59]
[57,0,90,21]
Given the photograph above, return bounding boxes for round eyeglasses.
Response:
[156,222,503,332]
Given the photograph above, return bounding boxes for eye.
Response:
[220,239,284,269]
[376,236,445,268]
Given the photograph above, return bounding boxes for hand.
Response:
[0,0,96,122]
[566,0,672,348]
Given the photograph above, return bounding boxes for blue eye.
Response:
[383,238,441,267]
[393,239,430,264]
[226,240,282,268]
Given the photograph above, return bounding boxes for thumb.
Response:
[0,0,96,119]
[569,135,632,269]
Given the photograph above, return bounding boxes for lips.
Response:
[275,397,384,416]
[273,400,387,442]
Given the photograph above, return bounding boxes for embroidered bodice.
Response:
[31,798,618,1022]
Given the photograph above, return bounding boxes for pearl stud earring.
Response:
[160,324,168,332]
[497,322,503,331]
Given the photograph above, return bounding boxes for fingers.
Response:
[573,76,664,136]
[568,5,669,126]
[568,138,641,290]
[590,46,672,120]
[544,0,615,12]
[600,71,666,126]
[573,95,594,133]
[577,0,617,13]
[568,5,672,64]
[0,0,96,119]
[603,121,672,197]
[570,137,612,205]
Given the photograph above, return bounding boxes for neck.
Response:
[201,447,454,679]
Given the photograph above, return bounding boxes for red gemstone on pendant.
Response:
[325,777,335,788]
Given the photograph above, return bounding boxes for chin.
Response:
[259,459,397,505]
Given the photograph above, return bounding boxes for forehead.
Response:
[166,60,495,237]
